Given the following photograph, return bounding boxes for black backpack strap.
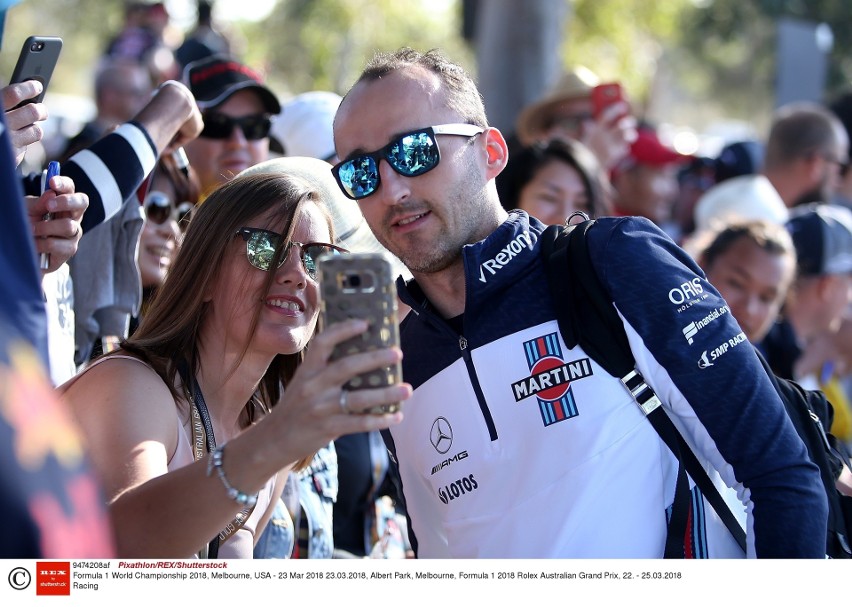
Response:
[542,218,746,556]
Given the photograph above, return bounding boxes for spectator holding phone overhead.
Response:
[514,67,635,171]
[58,170,411,558]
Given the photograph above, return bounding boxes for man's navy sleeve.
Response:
[586,216,828,558]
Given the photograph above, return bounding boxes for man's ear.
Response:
[482,127,509,180]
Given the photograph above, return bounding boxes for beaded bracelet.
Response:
[207,445,258,507]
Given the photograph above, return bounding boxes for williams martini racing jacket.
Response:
[386,210,826,559]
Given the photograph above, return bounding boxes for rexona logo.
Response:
[698,331,747,367]
[668,277,709,312]
[511,332,592,427]
[682,305,729,344]
[478,231,533,283]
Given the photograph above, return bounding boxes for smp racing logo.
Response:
[511,332,593,427]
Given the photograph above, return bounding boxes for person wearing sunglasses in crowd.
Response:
[136,150,200,321]
[182,55,279,200]
[6,75,203,384]
[88,148,202,357]
[330,47,827,558]
[57,170,412,558]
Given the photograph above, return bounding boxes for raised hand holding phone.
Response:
[39,160,60,269]
[318,252,403,415]
[9,36,63,109]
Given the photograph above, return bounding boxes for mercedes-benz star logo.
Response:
[430,417,453,454]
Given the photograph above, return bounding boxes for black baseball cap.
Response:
[183,55,281,115]
[786,203,852,276]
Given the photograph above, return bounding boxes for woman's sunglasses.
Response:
[235,227,347,278]
[201,112,272,141]
[144,191,195,230]
[331,123,484,200]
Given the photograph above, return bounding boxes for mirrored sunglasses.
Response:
[144,191,195,231]
[235,227,347,278]
[331,123,484,200]
[200,112,272,141]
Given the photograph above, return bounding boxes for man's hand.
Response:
[27,174,88,274]
[581,100,637,171]
[2,81,49,167]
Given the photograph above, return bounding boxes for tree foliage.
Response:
[222,0,474,99]
[678,0,852,114]
[562,0,691,108]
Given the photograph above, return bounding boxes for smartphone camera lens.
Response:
[31,42,45,51]
[346,274,362,289]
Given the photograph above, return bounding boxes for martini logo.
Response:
[511,332,592,427]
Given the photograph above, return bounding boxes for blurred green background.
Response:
[3,0,852,157]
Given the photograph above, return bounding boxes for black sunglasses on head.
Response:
[235,227,347,278]
[201,112,272,141]
[331,123,484,200]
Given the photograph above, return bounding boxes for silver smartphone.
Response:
[318,252,402,414]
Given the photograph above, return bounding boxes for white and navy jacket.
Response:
[386,211,827,558]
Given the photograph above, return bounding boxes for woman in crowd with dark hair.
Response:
[496,137,613,223]
[58,171,410,558]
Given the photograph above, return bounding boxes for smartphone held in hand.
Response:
[10,36,63,109]
[318,252,402,414]
[591,82,628,121]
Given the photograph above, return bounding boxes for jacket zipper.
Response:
[458,335,498,441]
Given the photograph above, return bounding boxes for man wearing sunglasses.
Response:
[332,48,827,559]
[182,55,280,199]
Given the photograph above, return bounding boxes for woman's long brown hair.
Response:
[122,171,335,469]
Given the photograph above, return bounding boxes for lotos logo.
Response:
[438,474,479,504]
[511,332,591,427]
[478,231,533,283]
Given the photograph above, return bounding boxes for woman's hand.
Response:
[265,319,411,463]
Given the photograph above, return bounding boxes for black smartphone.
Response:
[9,36,63,107]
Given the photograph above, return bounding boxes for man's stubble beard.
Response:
[391,162,490,275]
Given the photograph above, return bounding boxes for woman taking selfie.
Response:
[59,171,410,558]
